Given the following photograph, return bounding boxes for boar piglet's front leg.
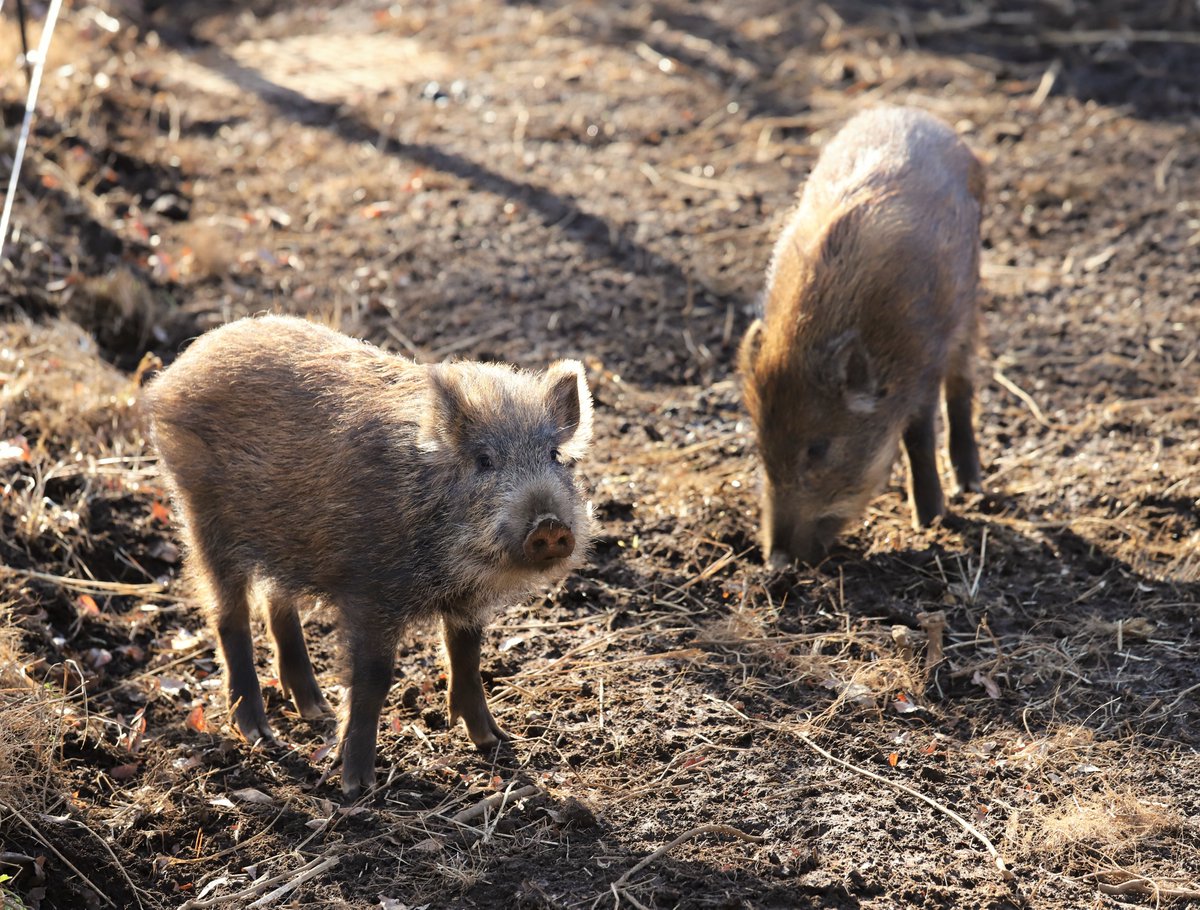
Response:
[444,618,509,749]
[903,399,946,528]
[337,617,402,799]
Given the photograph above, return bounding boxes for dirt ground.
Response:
[1,1,1198,908]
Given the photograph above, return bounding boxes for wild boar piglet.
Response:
[740,106,985,565]
[146,315,594,796]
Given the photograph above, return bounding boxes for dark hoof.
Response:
[294,691,333,720]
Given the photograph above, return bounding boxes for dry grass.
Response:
[0,319,153,586]
[0,609,58,807]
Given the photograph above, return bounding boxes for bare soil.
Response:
[1,1,1198,908]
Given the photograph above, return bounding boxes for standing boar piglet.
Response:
[739,106,985,565]
[146,315,593,796]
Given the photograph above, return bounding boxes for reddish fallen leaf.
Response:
[390,715,405,734]
[151,501,171,524]
[110,762,140,780]
[310,741,334,763]
[116,643,146,663]
[887,752,899,767]
[76,594,101,616]
[121,707,147,753]
[922,742,937,755]
[185,705,208,733]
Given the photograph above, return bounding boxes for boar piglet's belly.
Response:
[221,436,461,604]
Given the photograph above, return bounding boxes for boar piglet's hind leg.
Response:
[338,621,402,799]
[201,563,274,744]
[945,338,984,495]
[444,619,509,750]
[902,399,946,528]
[265,589,332,719]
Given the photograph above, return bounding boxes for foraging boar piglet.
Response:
[739,106,985,565]
[146,315,593,796]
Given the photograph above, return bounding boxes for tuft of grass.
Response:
[0,608,58,809]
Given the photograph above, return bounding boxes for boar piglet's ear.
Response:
[419,363,472,451]
[825,330,878,414]
[544,360,592,461]
[738,319,766,377]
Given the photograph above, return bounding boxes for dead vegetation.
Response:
[1,0,1198,907]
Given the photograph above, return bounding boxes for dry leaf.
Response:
[232,788,274,805]
[185,705,209,733]
[110,762,140,780]
[76,594,101,616]
[972,670,1002,699]
[310,741,335,762]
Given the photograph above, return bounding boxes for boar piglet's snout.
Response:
[524,515,575,564]
[501,479,581,569]
[762,488,846,566]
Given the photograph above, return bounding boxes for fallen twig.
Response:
[794,733,1014,882]
[450,784,541,826]
[612,823,764,899]
[1040,28,1200,46]
[0,566,172,599]
[178,853,340,910]
[710,700,1015,883]
[992,368,1056,429]
[0,799,117,908]
[247,855,340,908]
[1075,869,1200,900]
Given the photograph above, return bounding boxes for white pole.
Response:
[0,0,66,261]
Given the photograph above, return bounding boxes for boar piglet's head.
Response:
[418,359,594,583]
[739,322,897,566]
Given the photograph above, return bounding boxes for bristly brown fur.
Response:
[145,315,594,796]
[740,106,986,564]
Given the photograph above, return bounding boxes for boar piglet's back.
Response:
[146,315,594,796]
[739,106,985,565]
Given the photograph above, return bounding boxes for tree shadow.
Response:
[151,37,722,308]
[512,0,1198,121]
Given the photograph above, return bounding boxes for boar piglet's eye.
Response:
[807,439,830,462]
[476,452,494,471]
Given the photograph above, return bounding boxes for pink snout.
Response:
[523,517,575,563]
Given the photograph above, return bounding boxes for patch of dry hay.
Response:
[698,599,924,715]
[998,727,1196,895]
[1035,789,1181,856]
[0,317,145,450]
[0,318,150,556]
[0,610,58,811]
